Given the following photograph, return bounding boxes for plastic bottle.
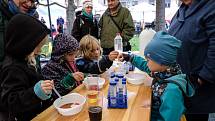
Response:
[109,73,115,82]
[114,78,119,93]
[117,74,124,105]
[122,78,127,96]
[127,51,135,71]
[114,33,123,53]
[109,81,117,106]
[139,28,156,56]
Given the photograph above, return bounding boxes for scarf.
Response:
[82,9,93,22]
[8,0,36,16]
[67,61,82,86]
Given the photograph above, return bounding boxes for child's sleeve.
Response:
[42,65,75,96]
[159,83,185,121]
[76,57,112,74]
[131,55,151,74]
[98,55,113,72]
[34,81,51,100]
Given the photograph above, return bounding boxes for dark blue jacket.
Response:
[76,55,113,74]
[168,0,215,113]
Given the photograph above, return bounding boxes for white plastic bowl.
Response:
[125,73,147,85]
[53,93,86,116]
[83,77,105,89]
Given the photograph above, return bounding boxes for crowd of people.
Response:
[0,0,215,121]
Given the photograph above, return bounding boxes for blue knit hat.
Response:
[144,31,181,66]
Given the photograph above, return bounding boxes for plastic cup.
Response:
[87,91,103,121]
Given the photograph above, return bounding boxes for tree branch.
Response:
[38,2,67,9]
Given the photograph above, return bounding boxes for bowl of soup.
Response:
[53,93,86,116]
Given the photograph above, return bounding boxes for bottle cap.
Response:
[110,81,116,85]
[110,73,115,78]
[122,78,126,82]
[117,74,124,78]
[114,78,119,82]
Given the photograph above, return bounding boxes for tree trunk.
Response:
[66,0,76,34]
[155,0,166,32]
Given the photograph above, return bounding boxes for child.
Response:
[76,34,119,74]
[42,33,84,98]
[119,31,195,121]
[0,14,53,121]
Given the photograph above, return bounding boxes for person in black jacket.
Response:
[76,35,118,74]
[71,0,99,42]
[0,14,53,121]
[0,0,39,69]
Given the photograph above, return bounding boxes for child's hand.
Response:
[41,80,54,94]
[73,72,84,81]
[118,53,131,62]
[108,51,119,61]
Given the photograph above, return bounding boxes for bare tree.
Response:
[66,0,76,34]
[155,0,166,32]
[38,0,76,34]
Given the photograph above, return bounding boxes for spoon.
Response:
[53,87,62,99]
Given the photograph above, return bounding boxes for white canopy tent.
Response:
[129,2,155,23]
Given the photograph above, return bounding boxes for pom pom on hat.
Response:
[83,0,93,8]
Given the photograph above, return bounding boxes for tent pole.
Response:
[47,0,53,41]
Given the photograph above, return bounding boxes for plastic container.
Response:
[53,93,86,116]
[125,73,146,85]
[114,33,123,53]
[83,77,105,89]
[109,81,117,106]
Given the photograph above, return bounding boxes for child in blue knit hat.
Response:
[119,31,195,121]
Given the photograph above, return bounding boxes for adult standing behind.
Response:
[72,0,98,42]
[57,16,64,33]
[99,0,135,55]
[168,0,215,120]
[40,16,46,24]
[0,0,39,69]
[0,14,53,121]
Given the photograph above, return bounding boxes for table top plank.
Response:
[32,72,152,121]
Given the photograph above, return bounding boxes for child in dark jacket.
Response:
[41,34,84,98]
[119,31,195,121]
[0,14,53,121]
[76,34,119,74]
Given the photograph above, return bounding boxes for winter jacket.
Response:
[76,55,113,74]
[42,60,81,98]
[72,11,99,42]
[0,14,51,121]
[98,3,135,49]
[130,55,195,121]
[0,0,12,68]
[0,0,38,68]
[168,0,215,113]
[0,57,51,121]
[41,34,80,98]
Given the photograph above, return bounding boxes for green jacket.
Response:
[99,3,135,48]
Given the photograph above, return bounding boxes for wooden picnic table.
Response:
[31,72,152,121]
